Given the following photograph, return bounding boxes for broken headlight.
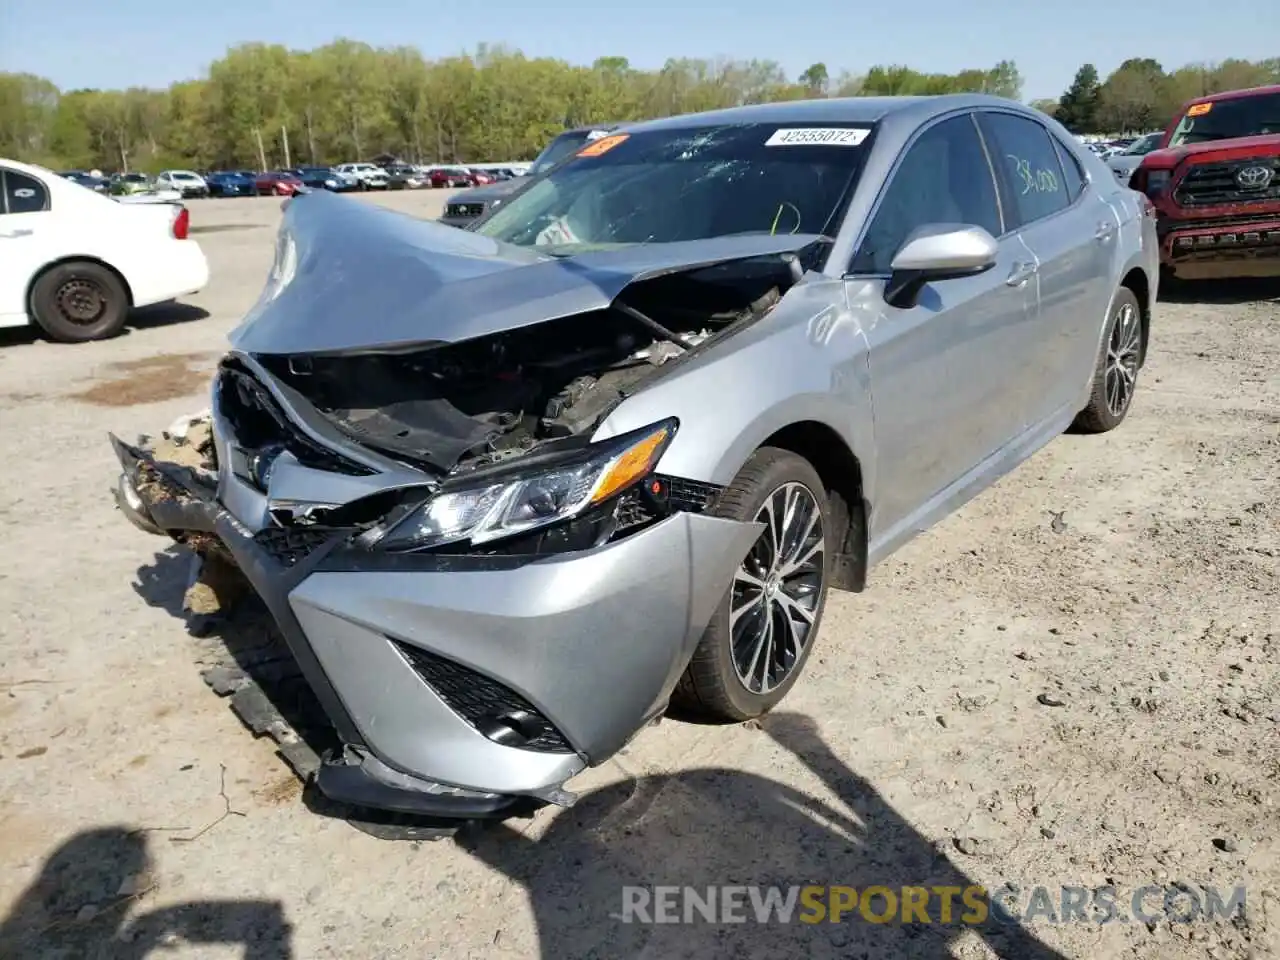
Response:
[379,419,677,551]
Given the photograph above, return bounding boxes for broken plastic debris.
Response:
[166,409,212,444]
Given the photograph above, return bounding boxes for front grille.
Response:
[1175,157,1280,207]
[394,642,573,753]
[253,526,336,567]
[445,202,485,219]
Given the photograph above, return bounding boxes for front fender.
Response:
[593,279,877,500]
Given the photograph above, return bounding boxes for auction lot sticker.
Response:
[765,127,870,147]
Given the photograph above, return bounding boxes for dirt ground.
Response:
[0,190,1276,960]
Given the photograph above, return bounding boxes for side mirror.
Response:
[884,224,999,309]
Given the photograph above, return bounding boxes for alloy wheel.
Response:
[730,482,826,694]
[54,278,107,326]
[1105,301,1141,417]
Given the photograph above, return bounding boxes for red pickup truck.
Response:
[1131,84,1280,280]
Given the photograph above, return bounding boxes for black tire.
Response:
[1071,286,1143,434]
[671,447,833,721]
[29,261,129,343]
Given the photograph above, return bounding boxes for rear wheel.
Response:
[1072,287,1143,433]
[671,447,832,721]
[29,261,129,343]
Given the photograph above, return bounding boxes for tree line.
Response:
[1,43,1022,172]
[2,43,1275,174]
[1036,57,1280,134]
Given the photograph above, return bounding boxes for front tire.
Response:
[29,261,129,343]
[671,448,832,721]
[1072,287,1143,433]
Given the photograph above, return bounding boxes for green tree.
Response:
[4,49,1272,172]
[1098,58,1170,133]
[1056,63,1101,132]
[798,63,829,96]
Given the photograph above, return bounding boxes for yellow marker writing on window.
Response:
[1187,102,1213,117]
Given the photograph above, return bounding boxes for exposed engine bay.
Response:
[252,256,798,475]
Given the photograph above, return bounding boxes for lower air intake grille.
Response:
[394,642,574,753]
[253,527,334,567]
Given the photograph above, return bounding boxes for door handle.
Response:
[1095,220,1116,242]
[0,229,33,238]
[1006,261,1037,287]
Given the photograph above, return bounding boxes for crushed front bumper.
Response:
[111,433,757,820]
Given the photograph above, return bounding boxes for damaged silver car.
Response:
[111,95,1157,823]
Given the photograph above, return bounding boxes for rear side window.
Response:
[2,170,50,215]
[1052,138,1086,201]
[977,113,1071,227]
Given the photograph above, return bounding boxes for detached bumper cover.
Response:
[111,434,757,817]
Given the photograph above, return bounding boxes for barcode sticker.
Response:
[765,127,870,147]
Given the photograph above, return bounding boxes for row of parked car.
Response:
[56,163,528,200]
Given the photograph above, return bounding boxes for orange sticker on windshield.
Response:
[1187,102,1213,117]
[577,133,629,157]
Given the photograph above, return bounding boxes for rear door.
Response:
[847,112,1037,537]
[976,112,1114,423]
[0,168,57,323]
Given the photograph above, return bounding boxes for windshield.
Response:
[1122,133,1161,156]
[1170,92,1280,146]
[475,122,870,254]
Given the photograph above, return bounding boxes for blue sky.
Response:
[2,0,1276,101]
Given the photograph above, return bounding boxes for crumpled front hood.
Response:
[228,190,826,357]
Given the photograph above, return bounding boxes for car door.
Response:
[846,112,1038,538]
[976,112,1114,425]
[0,168,57,324]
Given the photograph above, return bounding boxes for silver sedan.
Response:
[111,94,1158,825]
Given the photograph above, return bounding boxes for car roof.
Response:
[1187,83,1280,106]
[563,123,626,134]
[620,94,1026,134]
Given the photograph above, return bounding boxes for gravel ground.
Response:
[0,190,1276,960]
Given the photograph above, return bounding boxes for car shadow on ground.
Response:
[1159,276,1280,305]
[459,713,1070,960]
[126,547,1071,956]
[0,827,293,959]
[130,546,343,775]
[0,302,210,348]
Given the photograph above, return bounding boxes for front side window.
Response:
[3,170,50,215]
[475,122,871,255]
[1169,93,1280,147]
[851,114,1001,275]
[978,113,1071,228]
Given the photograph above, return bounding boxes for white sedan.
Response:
[155,169,210,198]
[0,159,209,342]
